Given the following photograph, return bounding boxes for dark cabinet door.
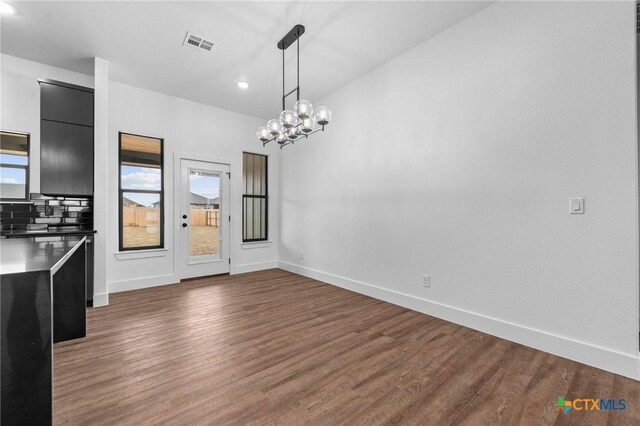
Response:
[1,270,52,425]
[40,121,94,196]
[40,83,94,127]
[52,241,86,343]
[86,236,94,306]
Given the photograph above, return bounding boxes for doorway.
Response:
[179,158,230,279]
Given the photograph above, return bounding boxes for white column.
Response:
[93,57,109,307]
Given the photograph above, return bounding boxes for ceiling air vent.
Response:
[183,32,216,53]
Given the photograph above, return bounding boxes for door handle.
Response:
[182,223,188,228]
[182,214,187,219]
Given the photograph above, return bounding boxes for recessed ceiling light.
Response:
[237,81,249,89]
[0,1,16,15]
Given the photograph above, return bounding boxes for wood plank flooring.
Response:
[53,269,639,425]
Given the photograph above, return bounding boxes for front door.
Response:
[179,158,230,279]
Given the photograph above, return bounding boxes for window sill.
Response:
[241,241,273,249]
[114,248,168,260]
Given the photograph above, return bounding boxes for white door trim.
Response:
[173,152,235,280]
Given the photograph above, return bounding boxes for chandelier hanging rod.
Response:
[280,25,303,111]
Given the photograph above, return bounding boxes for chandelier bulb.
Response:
[301,116,316,134]
[314,106,332,126]
[267,119,283,136]
[256,126,270,142]
[286,126,299,139]
[294,99,313,119]
[279,110,298,129]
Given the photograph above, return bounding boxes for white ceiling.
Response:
[1,1,492,119]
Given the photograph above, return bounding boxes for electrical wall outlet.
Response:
[299,250,304,260]
[422,274,430,288]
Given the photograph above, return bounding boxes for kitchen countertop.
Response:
[1,228,96,238]
[0,235,86,276]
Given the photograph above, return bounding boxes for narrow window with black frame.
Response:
[242,152,268,242]
[0,131,30,200]
[119,132,164,251]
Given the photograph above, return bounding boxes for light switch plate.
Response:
[570,197,584,214]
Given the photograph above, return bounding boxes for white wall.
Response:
[93,58,109,306]
[106,81,279,292]
[0,54,94,194]
[279,1,640,379]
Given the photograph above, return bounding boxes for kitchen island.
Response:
[0,235,86,425]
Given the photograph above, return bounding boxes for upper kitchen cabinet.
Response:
[39,79,94,127]
[39,79,94,196]
[40,121,93,196]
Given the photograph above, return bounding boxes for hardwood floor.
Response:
[53,269,639,425]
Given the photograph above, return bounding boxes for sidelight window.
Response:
[242,152,268,242]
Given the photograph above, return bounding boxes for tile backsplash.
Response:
[0,194,93,232]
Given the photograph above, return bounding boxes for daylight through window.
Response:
[0,131,30,200]
[119,132,164,250]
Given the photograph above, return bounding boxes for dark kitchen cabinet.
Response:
[86,235,94,305]
[40,120,94,196]
[52,240,87,343]
[39,79,94,127]
[39,78,94,196]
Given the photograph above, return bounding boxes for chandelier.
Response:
[256,25,332,149]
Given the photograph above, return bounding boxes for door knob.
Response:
[182,214,187,219]
[182,223,188,228]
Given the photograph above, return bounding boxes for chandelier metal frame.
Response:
[257,24,331,149]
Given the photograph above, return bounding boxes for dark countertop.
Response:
[0,235,86,276]
[1,229,96,238]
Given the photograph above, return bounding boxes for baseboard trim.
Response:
[107,260,278,293]
[232,260,278,275]
[278,261,640,380]
[108,273,178,293]
[92,291,109,307]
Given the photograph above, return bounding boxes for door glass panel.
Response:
[189,170,221,258]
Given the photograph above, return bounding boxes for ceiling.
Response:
[1,1,492,119]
